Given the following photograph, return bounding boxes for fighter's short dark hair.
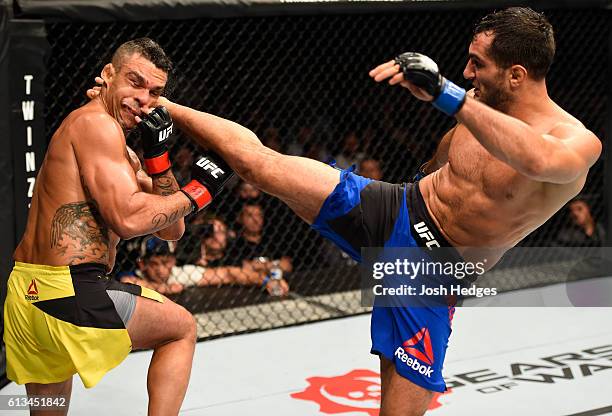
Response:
[474,7,555,80]
[112,37,173,74]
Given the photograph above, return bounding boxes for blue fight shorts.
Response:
[312,168,460,392]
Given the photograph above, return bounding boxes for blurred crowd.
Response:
[117,187,293,297]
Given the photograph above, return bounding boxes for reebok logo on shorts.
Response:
[25,279,39,301]
[394,327,434,377]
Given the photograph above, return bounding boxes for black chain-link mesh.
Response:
[43,10,608,338]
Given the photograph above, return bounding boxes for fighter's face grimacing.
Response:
[463,32,513,112]
[101,53,167,129]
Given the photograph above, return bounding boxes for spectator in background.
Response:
[557,198,606,246]
[228,202,293,274]
[237,181,262,202]
[120,236,184,295]
[334,131,365,169]
[358,158,384,181]
[122,236,289,296]
[175,211,220,265]
[230,203,264,258]
[223,180,264,224]
[195,216,232,267]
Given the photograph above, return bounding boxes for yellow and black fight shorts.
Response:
[3,261,163,388]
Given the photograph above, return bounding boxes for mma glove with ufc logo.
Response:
[138,106,174,175]
[395,52,466,117]
[181,153,235,212]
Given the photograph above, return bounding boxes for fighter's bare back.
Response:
[14,99,145,271]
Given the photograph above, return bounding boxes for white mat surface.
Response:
[3,306,612,415]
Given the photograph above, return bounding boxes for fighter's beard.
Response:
[481,86,512,113]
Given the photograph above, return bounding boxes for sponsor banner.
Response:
[360,247,612,307]
[435,336,612,415]
[8,20,49,242]
[291,368,453,415]
[291,338,612,415]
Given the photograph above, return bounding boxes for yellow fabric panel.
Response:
[4,263,132,388]
[140,286,164,303]
[12,261,75,302]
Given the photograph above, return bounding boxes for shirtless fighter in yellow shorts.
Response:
[4,38,233,415]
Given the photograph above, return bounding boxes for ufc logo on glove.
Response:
[196,157,225,178]
[158,125,173,142]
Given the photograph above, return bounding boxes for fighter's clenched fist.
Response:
[369,52,466,116]
[138,106,174,174]
[181,153,235,212]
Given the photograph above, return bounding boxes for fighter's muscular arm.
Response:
[149,171,185,240]
[456,98,602,183]
[370,56,601,184]
[159,98,340,224]
[73,113,193,239]
[129,148,185,241]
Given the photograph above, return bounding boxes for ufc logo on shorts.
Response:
[158,124,173,142]
[413,221,440,249]
[196,157,225,179]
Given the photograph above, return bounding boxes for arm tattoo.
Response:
[151,204,193,229]
[152,170,179,196]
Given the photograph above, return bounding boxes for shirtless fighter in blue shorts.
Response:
[93,7,601,415]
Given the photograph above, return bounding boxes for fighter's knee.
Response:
[178,307,197,343]
[186,315,197,344]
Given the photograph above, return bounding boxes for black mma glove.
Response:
[138,106,174,175]
[181,153,235,211]
[395,52,466,117]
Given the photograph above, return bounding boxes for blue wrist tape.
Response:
[432,79,466,117]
